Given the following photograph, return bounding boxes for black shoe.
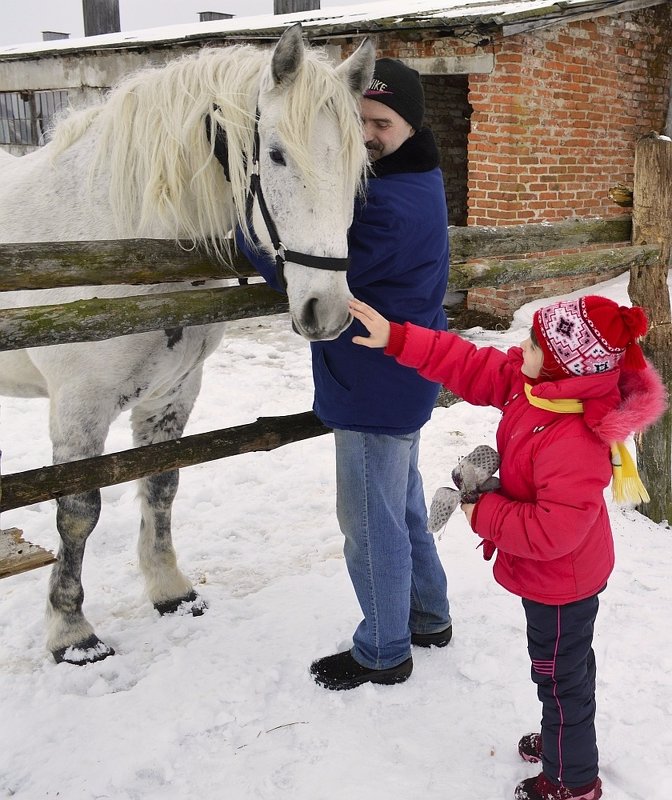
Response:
[309,650,413,691]
[410,624,453,648]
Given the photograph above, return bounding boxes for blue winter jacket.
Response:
[237,127,449,434]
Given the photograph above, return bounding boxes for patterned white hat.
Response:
[532,295,647,380]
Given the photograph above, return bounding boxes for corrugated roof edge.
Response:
[0,0,662,60]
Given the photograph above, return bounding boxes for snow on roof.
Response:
[0,0,654,58]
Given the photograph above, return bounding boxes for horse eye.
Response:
[269,148,286,166]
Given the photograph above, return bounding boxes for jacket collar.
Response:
[368,127,440,178]
[527,370,620,402]
[509,346,667,444]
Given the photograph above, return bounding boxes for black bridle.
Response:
[206,107,350,289]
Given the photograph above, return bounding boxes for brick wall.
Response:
[467,5,672,225]
[356,4,671,227]
[467,269,625,321]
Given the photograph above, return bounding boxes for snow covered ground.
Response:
[1,272,670,800]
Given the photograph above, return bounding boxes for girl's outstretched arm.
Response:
[349,299,391,348]
[351,297,516,411]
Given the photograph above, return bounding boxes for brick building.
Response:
[347,1,671,231]
[1,0,671,313]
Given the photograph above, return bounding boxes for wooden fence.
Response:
[0,215,652,351]
[1,205,668,575]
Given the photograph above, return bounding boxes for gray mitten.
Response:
[452,445,501,501]
[427,445,500,533]
[427,487,461,533]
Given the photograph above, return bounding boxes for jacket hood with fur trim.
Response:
[591,361,668,444]
[523,355,667,445]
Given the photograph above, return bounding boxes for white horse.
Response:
[0,24,374,664]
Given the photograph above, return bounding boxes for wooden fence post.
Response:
[629,132,672,524]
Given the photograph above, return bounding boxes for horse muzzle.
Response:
[291,305,353,342]
[282,260,353,342]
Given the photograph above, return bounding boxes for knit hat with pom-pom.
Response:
[532,295,648,380]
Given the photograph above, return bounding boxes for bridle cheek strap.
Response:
[248,172,350,288]
[208,106,350,290]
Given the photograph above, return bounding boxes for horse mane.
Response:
[48,44,366,261]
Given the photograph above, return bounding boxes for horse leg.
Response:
[47,402,116,665]
[48,492,114,664]
[132,369,207,617]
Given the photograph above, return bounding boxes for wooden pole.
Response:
[629,132,672,523]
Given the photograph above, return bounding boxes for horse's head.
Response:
[75,25,373,342]
[248,25,375,341]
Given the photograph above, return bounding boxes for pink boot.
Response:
[515,773,602,800]
[518,732,542,763]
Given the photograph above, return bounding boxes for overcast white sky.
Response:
[0,0,360,47]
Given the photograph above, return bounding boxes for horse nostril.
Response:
[302,297,318,331]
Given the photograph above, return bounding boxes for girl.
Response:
[348,294,667,800]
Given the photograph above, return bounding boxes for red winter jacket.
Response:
[387,322,667,605]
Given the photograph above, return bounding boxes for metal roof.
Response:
[0,0,664,59]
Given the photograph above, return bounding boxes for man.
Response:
[240,58,452,690]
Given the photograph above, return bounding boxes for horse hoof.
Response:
[52,634,115,665]
[154,590,208,617]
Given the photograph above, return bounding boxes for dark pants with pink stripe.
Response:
[522,592,601,788]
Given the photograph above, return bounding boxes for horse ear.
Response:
[270,22,305,87]
[336,38,376,97]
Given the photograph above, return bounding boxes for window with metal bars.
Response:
[0,89,69,146]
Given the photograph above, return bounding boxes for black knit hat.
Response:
[363,58,425,130]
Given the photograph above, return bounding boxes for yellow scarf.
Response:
[523,383,649,505]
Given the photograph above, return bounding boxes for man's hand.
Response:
[349,299,391,348]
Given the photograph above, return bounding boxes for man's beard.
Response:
[365,142,383,160]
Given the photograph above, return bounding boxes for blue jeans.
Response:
[335,429,451,670]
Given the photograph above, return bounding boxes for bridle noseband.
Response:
[206,107,350,289]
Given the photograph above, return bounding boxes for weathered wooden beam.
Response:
[629,132,672,525]
[0,411,331,512]
[448,244,658,289]
[0,217,632,292]
[0,528,56,579]
[2,246,653,351]
[0,283,288,351]
[0,239,255,291]
[448,215,632,263]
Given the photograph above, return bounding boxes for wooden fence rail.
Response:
[1,238,255,290]
[0,411,329,513]
[0,215,634,291]
[0,216,647,352]
[450,244,657,290]
[0,212,657,527]
[0,283,288,351]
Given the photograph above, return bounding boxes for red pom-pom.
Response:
[621,306,648,339]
